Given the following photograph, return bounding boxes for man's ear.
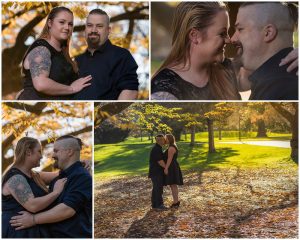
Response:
[189,28,201,45]
[263,24,277,42]
[26,149,31,156]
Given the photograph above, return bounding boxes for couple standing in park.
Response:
[18,6,138,100]
[149,134,183,210]
[2,135,92,238]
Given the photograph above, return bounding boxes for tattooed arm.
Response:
[118,90,138,100]
[151,91,178,100]
[26,46,92,95]
[5,174,67,213]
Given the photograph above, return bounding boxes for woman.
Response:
[151,2,298,100]
[164,134,183,208]
[152,2,240,100]
[2,137,66,238]
[18,6,92,100]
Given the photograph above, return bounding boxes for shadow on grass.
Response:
[95,142,240,179]
[94,143,152,176]
[124,209,177,238]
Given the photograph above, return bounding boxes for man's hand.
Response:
[279,48,298,75]
[10,211,35,230]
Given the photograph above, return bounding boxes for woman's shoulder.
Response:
[151,68,183,99]
[28,39,56,55]
[2,168,28,186]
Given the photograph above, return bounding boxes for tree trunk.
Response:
[291,107,298,162]
[140,129,143,142]
[207,118,216,153]
[190,125,195,146]
[256,119,267,137]
[219,128,222,140]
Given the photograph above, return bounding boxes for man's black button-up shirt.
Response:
[249,47,298,100]
[49,161,92,238]
[75,40,139,100]
[148,144,164,178]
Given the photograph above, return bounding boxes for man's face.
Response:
[231,6,264,71]
[52,141,69,169]
[85,14,110,48]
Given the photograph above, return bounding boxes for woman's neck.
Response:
[47,37,62,51]
[171,62,209,88]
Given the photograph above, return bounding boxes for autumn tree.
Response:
[2,2,149,99]
[2,102,93,172]
[270,102,298,162]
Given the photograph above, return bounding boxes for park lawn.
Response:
[94,137,294,180]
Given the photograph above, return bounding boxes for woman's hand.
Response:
[52,178,67,195]
[81,160,92,172]
[70,75,92,93]
[10,211,35,230]
[164,168,168,175]
[279,48,298,75]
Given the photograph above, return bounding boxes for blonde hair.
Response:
[154,2,239,100]
[165,134,177,147]
[3,137,48,192]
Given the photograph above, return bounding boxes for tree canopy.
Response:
[2,102,93,172]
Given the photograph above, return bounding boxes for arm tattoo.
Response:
[28,46,51,79]
[7,174,34,205]
[151,91,178,100]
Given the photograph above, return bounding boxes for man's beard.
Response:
[53,159,59,169]
[87,34,101,49]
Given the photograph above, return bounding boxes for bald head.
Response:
[55,138,81,151]
[239,3,295,38]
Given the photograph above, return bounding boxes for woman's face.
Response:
[28,144,42,168]
[48,11,74,42]
[195,10,230,64]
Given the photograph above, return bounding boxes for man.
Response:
[10,136,92,238]
[231,2,298,100]
[75,9,139,100]
[148,134,167,210]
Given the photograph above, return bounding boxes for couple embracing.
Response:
[2,136,92,238]
[149,134,183,210]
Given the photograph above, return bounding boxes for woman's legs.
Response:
[170,184,179,203]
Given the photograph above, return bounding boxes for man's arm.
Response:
[10,203,75,230]
[118,89,138,100]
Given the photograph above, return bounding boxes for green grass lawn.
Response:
[94,133,294,180]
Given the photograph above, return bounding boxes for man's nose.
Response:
[231,31,238,43]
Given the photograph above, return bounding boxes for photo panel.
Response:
[94,102,298,238]
[2,102,93,238]
[2,1,149,100]
[151,2,298,100]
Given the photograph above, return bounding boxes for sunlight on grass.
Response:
[94,134,295,180]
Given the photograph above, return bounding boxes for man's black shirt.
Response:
[249,47,298,100]
[48,161,92,238]
[75,40,139,100]
[148,144,164,177]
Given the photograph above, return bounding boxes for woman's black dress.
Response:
[2,168,50,238]
[18,39,78,100]
[151,58,241,100]
[164,145,183,185]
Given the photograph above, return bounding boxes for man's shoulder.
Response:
[109,43,132,55]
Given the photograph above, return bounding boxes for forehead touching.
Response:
[87,13,109,26]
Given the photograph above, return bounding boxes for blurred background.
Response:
[151,2,298,99]
[2,102,93,173]
[2,1,149,100]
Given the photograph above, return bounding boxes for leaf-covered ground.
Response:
[94,167,298,238]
